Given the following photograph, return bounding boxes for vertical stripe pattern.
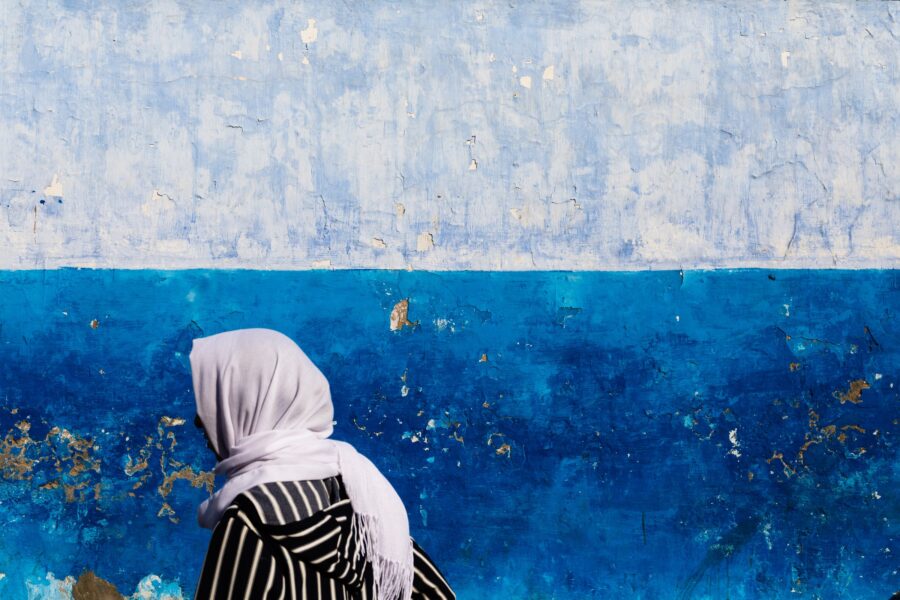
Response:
[194,475,455,599]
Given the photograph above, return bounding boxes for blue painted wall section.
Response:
[0,269,896,598]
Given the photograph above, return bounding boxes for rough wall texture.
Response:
[1,1,898,270]
[1,2,898,599]
[0,269,897,599]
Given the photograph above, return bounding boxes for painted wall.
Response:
[1,1,898,270]
[1,1,898,599]
[0,269,897,599]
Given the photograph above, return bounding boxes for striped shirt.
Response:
[194,475,455,600]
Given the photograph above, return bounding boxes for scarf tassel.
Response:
[348,510,415,600]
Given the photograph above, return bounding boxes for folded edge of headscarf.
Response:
[189,328,414,599]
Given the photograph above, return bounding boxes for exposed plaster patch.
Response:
[780,50,790,67]
[728,428,741,458]
[43,174,63,197]
[300,18,318,44]
[519,75,532,89]
[542,65,555,80]
[416,232,434,252]
[834,379,870,404]
[141,190,176,216]
[72,570,122,599]
[390,299,417,331]
[0,419,101,503]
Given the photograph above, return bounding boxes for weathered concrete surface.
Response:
[1,1,898,270]
[0,268,896,598]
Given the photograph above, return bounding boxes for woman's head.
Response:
[188,328,334,460]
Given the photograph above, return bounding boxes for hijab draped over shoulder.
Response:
[189,328,414,600]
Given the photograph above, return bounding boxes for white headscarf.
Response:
[189,328,414,600]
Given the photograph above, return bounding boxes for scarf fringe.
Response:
[349,510,414,600]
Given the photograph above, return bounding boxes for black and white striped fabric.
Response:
[194,475,455,600]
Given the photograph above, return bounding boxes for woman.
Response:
[189,328,455,599]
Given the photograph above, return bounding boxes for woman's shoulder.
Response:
[230,475,345,526]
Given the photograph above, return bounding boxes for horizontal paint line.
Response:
[0,260,898,272]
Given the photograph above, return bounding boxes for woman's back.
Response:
[194,475,454,600]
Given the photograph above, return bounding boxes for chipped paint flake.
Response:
[389,299,417,331]
[300,18,318,44]
[416,232,434,252]
[43,174,63,197]
[834,379,870,404]
[142,190,176,216]
[728,428,741,458]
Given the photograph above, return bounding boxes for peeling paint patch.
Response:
[834,379,870,404]
[25,573,75,600]
[43,174,64,198]
[72,570,121,599]
[389,299,417,331]
[0,269,895,598]
[300,18,318,44]
[416,232,434,252]
[141,191,176,216]
[728,428,741,458]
